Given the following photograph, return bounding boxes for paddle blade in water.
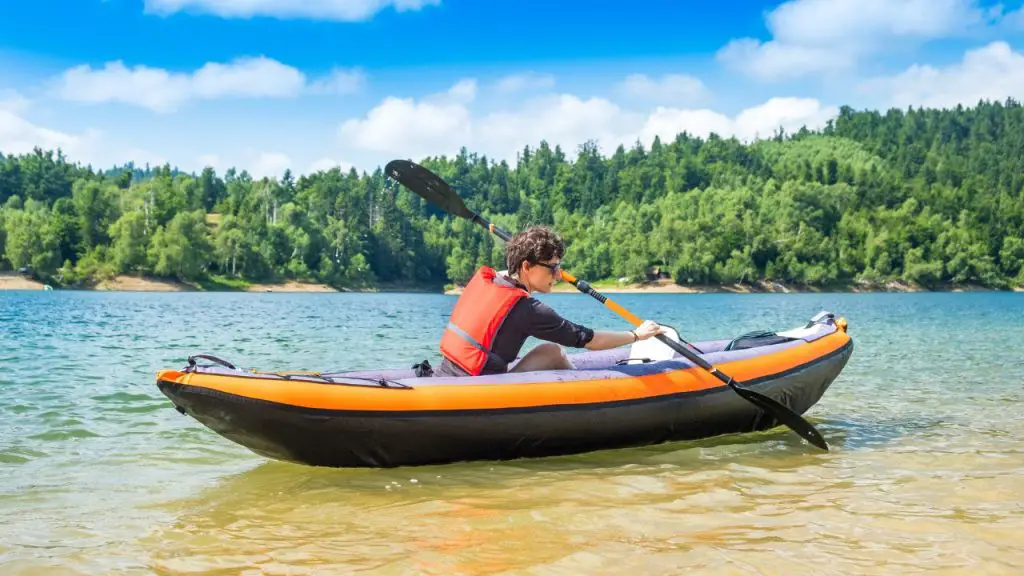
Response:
[730,383,829,450]
[385,160,473,220]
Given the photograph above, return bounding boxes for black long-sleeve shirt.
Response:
[437,284,595,377]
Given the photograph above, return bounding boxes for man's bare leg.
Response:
[509,342,574,372]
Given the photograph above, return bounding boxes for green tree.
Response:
[148,211,213,281]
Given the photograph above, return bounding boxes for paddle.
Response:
[384,159,830,451]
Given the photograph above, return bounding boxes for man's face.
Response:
[526,257,562,292]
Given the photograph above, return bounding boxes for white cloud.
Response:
[190,57,305,99]
[717,39,846,82]
[639,97,838,144]
[197,154,221,169]
[717,0,1002,81]
[308,68,366,95]
[445,79,477,104]
[494,72,556,94]
[766,0,986,46]
[859,41,1024,109]
[56,61,189,113]
[477,94,639,162]
[0,99,199,170]
[337,78,478,160]
[0,108,102,162]
[337,80,836,166]
[53,57,361,112]
[0,90,31,114]
[123,147,169,168]
[143,0,441,21]
[250,152,292,179]
[190,154,353,177]
[618,73,707,105]
[309,158,354,173]
[338,95,473,161]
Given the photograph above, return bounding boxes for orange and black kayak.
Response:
[155,311,853,468]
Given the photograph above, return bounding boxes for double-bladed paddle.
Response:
[384,158,829,451]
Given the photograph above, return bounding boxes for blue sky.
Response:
[1,0,1023,178]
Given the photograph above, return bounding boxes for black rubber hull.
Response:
[157,339,853,468]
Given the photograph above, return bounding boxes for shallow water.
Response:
[1,290,1022,574]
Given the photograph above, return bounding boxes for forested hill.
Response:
[2,100,1023,291]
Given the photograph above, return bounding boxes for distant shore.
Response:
[3,272,1021,294]
[0,272,428,293]
[444,277,1024,295]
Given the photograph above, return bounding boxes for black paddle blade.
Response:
[730,383,829,450]
[385,159,474,220]
[663,337,830,451]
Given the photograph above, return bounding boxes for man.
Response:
[436,225,667,377]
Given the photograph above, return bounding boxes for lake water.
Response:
[1,289,1023,574]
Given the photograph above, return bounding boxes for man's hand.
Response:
[586,320,669,351]
[633,320,668,341]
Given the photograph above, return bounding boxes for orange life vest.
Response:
[440,266,530,375]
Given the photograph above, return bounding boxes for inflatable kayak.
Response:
[155,311,853,468]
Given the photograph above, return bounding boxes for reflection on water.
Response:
[1,291,1023,574]
[141,426,1024,575]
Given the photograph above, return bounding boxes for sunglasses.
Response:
[533,261,562,275]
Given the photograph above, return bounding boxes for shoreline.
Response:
[444,278,1024,295]
[3,272,1021,294]
[0,273,52,291]
[0,273,442,294]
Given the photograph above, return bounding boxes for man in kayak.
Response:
[436,225,667,377]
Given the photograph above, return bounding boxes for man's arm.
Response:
[523,300,595,348]
[525,300,666,350]
[585,321,667,350]
[584,330,638,350]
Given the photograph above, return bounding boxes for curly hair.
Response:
[505,226,565,273]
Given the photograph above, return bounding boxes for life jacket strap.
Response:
[446,321,506,368]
